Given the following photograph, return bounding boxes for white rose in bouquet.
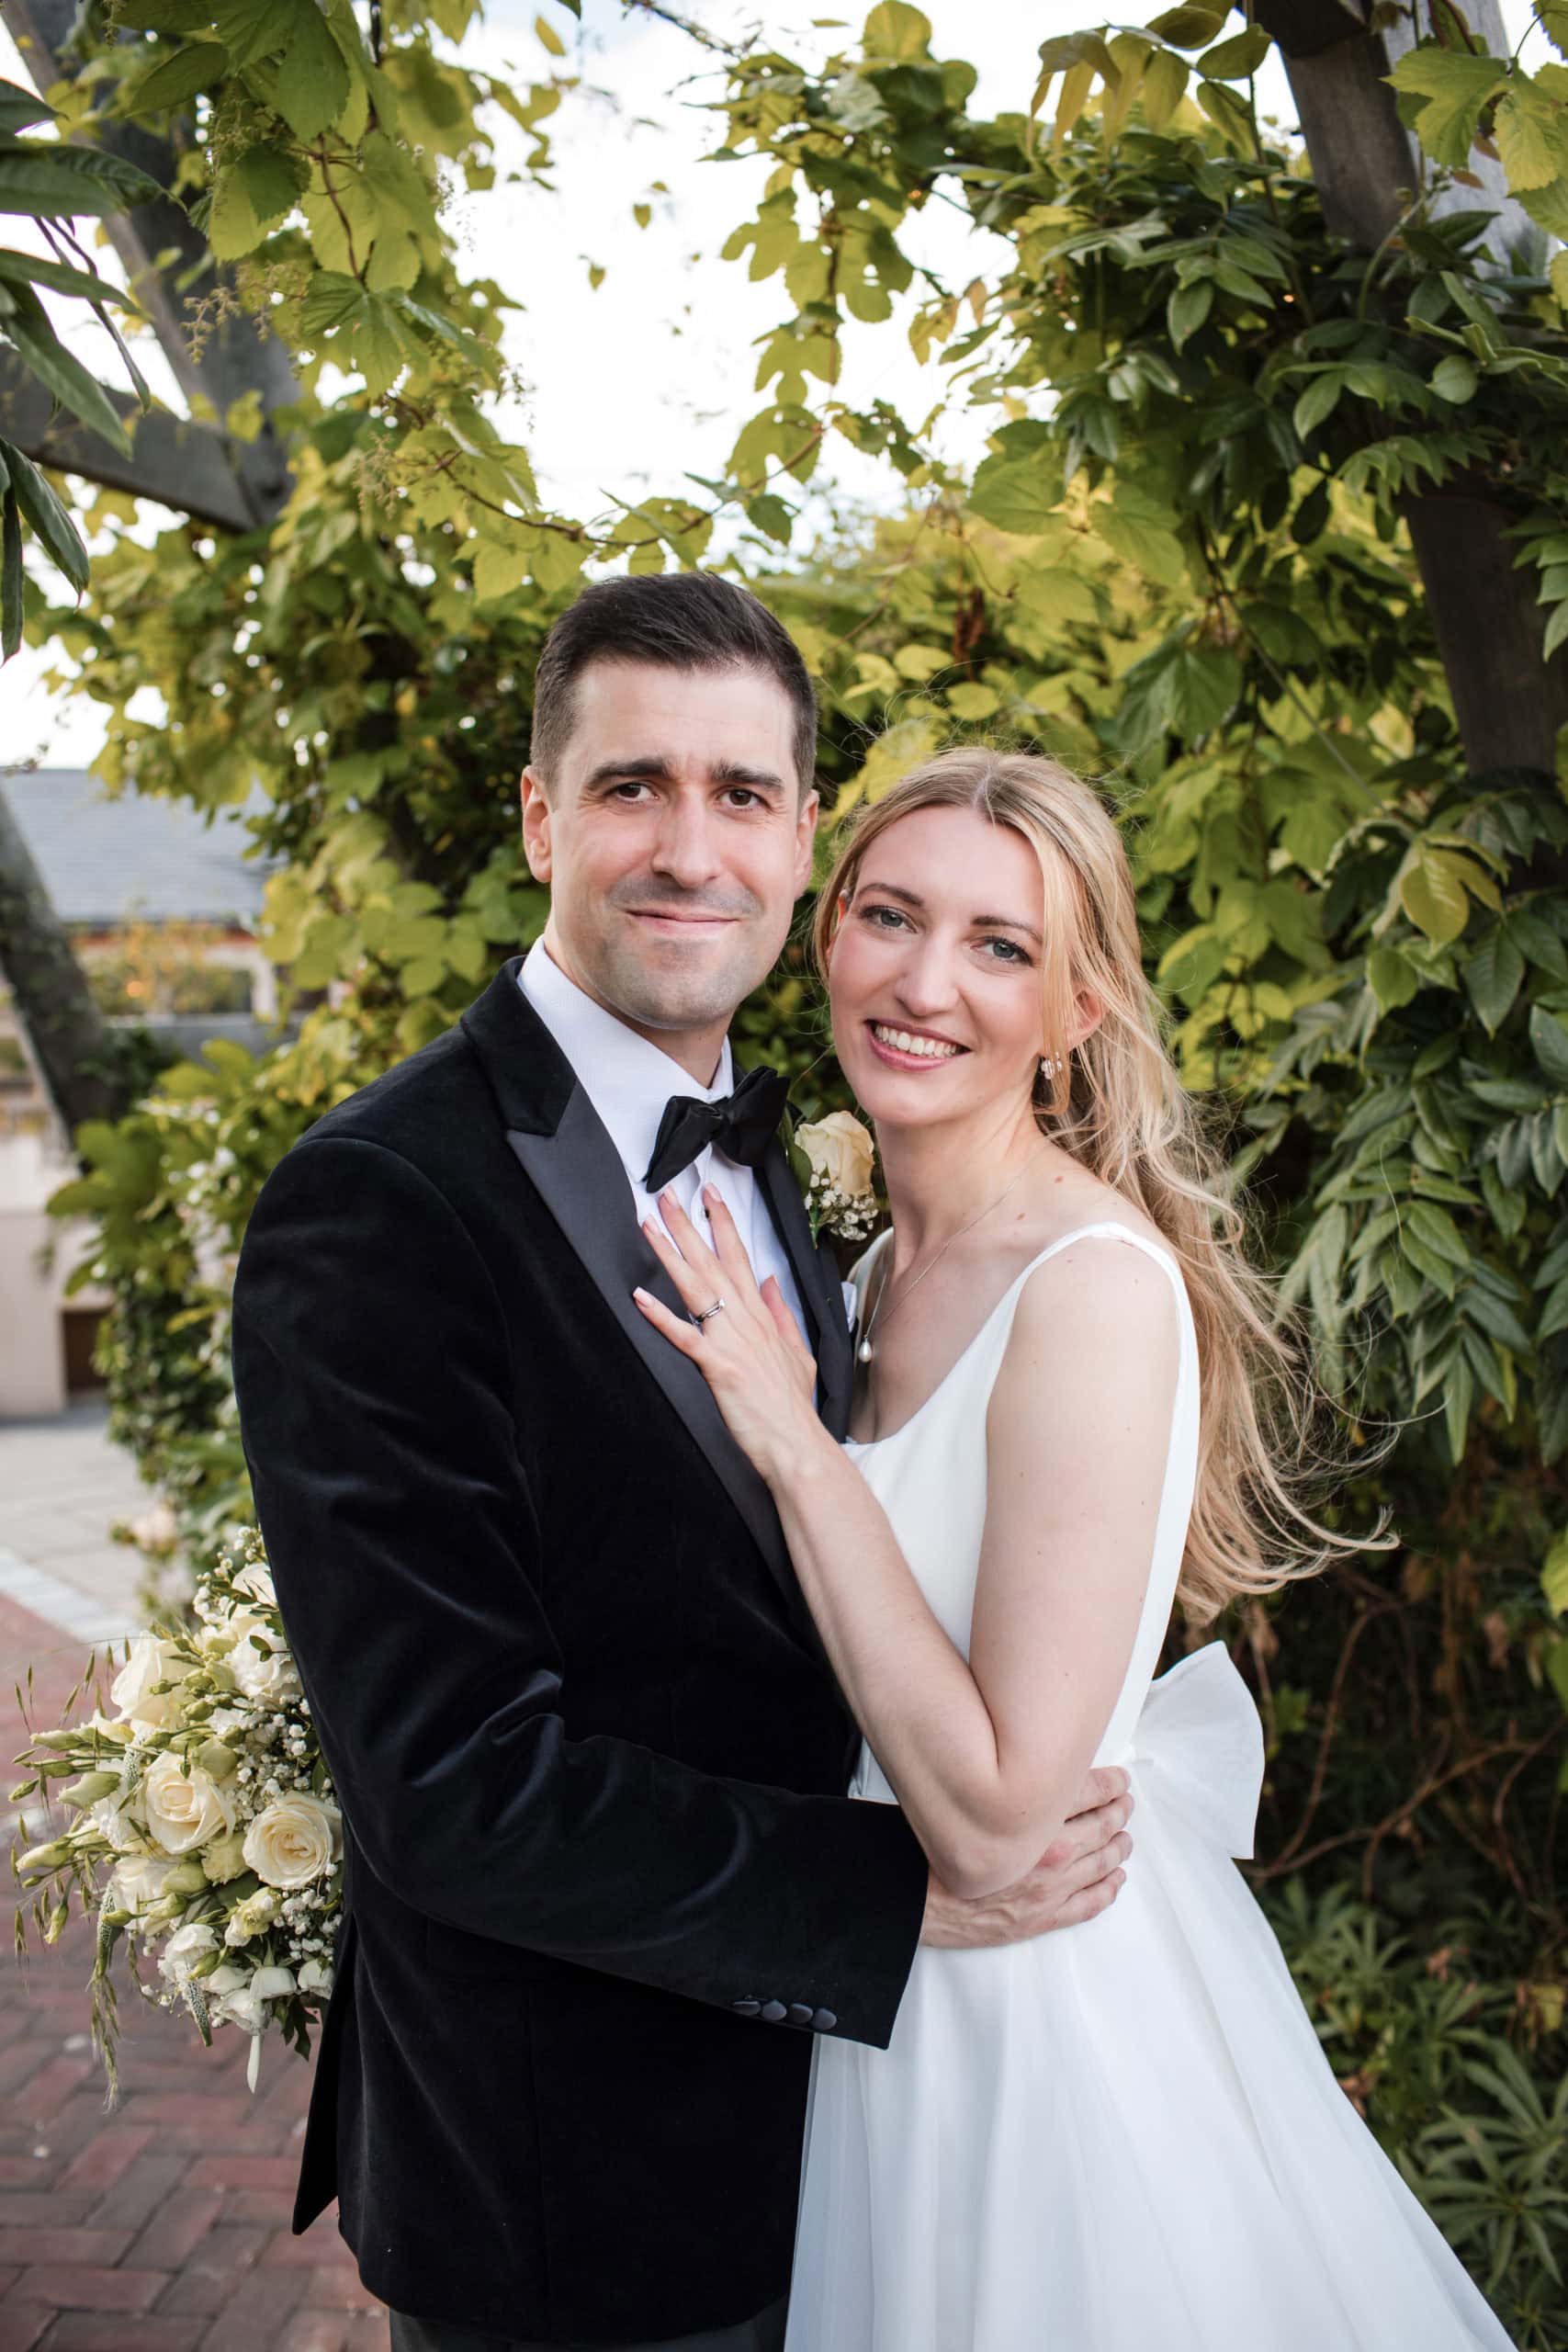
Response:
[298,1958,335,1996]
[225,1888,282,1945]
[142,1752,235,1856]
[232,1557,277,1607]
[243,1793,342,1889]
[88,1791,143,1855]
[110,1853,176,1916]
[213,1983,269,2034]
[225,1610,302,1706]
[109,1633,186,1731]
[158,1920,218,1983]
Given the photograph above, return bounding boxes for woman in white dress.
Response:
[634,749,1513,2351]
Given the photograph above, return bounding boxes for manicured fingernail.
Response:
[633,1285,650,1302]
[704,1182,719,1204]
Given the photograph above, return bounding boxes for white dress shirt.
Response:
[519,940,809,1347]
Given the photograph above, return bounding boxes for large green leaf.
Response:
[968,451,1060,536]
[1387,46,1506,171]
[2,284,131,454]
[0,78,55,136]
[1399,845,1476,947]
[1167,277,1213,349]
[1531,1002,1568,1087]
[1140,47,1189,126]
[210,0,297,70]
[865,3,932,61]
[123,40,230,119]
[0,247,142,314]
[0,436,88,592]
[1199,25,1270,79]
[273,4,354,142]
[0,451,21,661]
[0,141,165,220]
[1464,926,1526,1033]
[1145,6,1226,50]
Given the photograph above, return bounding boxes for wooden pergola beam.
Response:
[0,350,289,531]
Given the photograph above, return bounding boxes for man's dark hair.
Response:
[528,571,818,796]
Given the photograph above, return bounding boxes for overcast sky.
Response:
[1,0,1535,766]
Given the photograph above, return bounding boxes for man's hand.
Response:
[919,1768,1133,1950]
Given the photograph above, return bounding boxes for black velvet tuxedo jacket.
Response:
[229,955,930,2344]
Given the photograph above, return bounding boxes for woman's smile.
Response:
[864,1021,970,1070]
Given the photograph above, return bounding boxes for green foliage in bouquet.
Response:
[11,1532,337,2094]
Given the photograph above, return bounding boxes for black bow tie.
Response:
[644,1064,792,1194]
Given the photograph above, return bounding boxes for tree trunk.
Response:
[1258,0,1568,779]
[0,786,138,1136]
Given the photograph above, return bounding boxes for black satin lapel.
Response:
[504,1091,824,1655]
[753,1137,853,1442]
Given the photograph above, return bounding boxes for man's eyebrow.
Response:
[856,877,1043,945]
[581,754,786,794]
[711,759,787,793]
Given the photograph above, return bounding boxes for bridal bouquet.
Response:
[11,1530,337,2094]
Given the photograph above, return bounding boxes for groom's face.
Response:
[522,659,818,1073]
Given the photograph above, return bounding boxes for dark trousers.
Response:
[387,2296,789,2352]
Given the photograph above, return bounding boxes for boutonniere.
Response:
[784,1107,880,1245]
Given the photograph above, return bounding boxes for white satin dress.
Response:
[784,1222,1514,2352]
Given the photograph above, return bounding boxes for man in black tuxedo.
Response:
[231,572,1133,2352]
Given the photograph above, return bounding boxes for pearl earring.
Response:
[1040,1055,1060,1081]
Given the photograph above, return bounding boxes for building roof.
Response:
[1,768,276,928]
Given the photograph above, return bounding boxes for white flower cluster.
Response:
[13,1531,340,2087]
[805,1173,880,1244]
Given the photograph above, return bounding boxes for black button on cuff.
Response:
[811,2007,838,2031]
[760,1999,789,2024]
[786,2002,814,2028]
[732,1998,761,2016]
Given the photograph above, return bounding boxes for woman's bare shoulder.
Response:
[1000,1169,1170,1273]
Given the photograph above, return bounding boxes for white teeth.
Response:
[872,1023,962,1060]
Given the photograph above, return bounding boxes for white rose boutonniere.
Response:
[790,1109,879,1245]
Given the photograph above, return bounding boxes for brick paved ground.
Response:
[1,1589,390,2352]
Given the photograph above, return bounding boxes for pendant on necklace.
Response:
[857,1335,875,1366]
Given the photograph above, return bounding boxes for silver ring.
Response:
[693,1298,727,1328]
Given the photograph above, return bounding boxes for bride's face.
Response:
[828,805,1050,1134]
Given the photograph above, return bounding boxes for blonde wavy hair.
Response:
[812,747,1382,1624]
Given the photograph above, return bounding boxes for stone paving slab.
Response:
[0,1403,150,1639]
[0,1588,389,2352]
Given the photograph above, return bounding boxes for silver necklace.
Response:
[855,1147,1052,1368]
